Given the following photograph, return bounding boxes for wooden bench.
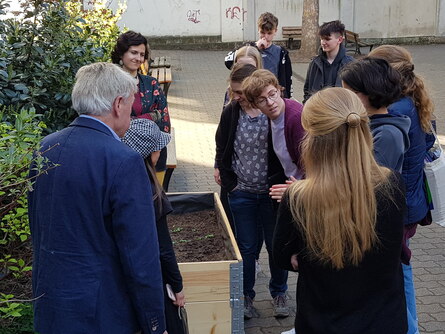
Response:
[149,67,173,96]
[150,56,171,69]
[163,127,177,192]
[344,30,374,55]
[140,56,173,96]
[282,26,302,49]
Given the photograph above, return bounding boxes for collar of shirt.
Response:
[79,114,121,141]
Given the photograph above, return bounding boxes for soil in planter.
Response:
[167,210,232,263]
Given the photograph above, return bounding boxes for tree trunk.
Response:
[300,0,319,59]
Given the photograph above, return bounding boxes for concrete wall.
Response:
[115,0,221,37]
[105,0,445,40]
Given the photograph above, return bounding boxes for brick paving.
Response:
[153,45,445,333]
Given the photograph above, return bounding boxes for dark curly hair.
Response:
[111,31,149,64]
[340,57,402,109]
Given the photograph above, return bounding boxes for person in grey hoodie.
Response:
[340,57,410,171]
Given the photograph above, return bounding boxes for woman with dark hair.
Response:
[273,87,407,333]
[369,45,436,334]
[111,31,171,182]
[340,57,411,172]
[122,119,186,334]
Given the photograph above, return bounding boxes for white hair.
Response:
[72,62,137,116]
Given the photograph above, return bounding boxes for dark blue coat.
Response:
[388,97,435,224]
[28,117,166,334]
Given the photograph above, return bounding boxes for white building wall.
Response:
[114,0,221,37]
[439,0,445,35]
[105,0,445,40]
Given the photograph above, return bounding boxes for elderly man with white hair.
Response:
[28,62,167,334]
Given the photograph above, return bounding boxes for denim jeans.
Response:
[228,189,288,299]
[403,248,419,334]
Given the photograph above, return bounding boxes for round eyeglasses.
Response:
[255,89,279,107]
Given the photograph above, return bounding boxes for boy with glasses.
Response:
[243,69,305,183]
[241,69,306,319]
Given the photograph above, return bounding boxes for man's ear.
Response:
[112,96,124,117]
[337,35,344,44]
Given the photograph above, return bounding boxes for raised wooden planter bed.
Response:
[167,192,244,334]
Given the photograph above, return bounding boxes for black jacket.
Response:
[224,44,293,98]
[303,45,354,103]
[215,101,286,192]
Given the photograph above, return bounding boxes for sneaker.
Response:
[244,296,254,319]
[255,260,261,279]
[273,295,289,318]
[281,328,296,334]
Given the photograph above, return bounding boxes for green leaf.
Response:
[14,83,29,93]
[4,89,16,98]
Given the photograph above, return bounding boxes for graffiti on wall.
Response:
[225,6,247,21]
[187,9,201,23]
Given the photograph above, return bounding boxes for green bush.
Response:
[0,108,49,331]
[0,0,125,132]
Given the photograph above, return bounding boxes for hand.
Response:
[214,168,221,185]
[269,176,297,202]
[256,37,268,49]
[290,254,299,271]
[172,290,185,307]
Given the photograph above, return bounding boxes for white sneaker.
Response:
[281,328,296,334]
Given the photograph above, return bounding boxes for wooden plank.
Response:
[150,68,159,80]
[165,68,172,83]
[178,260,237,302]
[166,127,176,169]
[282,26,302,37]
[214,193,242,261]
[186,301,231,334]
[158,68,165,83]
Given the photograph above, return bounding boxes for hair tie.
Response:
[346,112,360,128]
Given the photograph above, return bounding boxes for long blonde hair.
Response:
[288,88,391,269]
[369,45,434,133]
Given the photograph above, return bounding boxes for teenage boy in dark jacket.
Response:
[303,20,354,104]
[225,12,293,98]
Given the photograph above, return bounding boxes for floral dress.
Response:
[132,74,171,134]
[132,73,171,171]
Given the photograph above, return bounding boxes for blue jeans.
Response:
[403,261,419,333]
[228,189,288,299]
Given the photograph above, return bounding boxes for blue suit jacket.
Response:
[28,117,165,334]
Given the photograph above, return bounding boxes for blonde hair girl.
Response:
[234,45,263,69]
[289,87,391,268]
[272,87,407,333]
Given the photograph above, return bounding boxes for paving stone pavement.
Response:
[152,45,445,334]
